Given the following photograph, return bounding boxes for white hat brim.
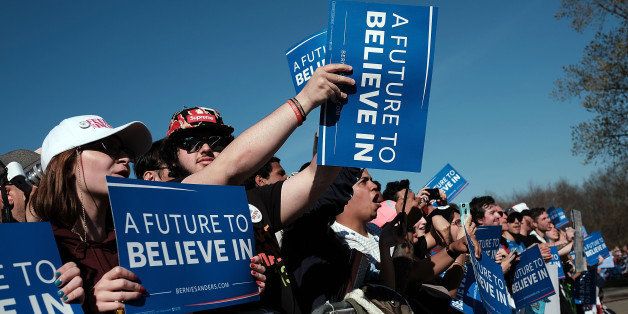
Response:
[106,121,153,160]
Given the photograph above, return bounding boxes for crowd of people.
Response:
[0,63,624,313]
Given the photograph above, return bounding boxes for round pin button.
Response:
[249,204,263,223]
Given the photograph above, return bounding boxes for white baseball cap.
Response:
[511,202,530,213]
[41,115,152,171]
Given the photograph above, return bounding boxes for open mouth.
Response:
[372,193,381,204]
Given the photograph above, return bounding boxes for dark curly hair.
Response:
[469,195,496,224]
[243,156,281,190]
[382,179,410,201]
[529,207,547,223]
[134,139,166,178]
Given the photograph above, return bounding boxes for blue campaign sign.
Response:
[286,30,327,93]
[510,245,555,309]
[465,232,510,314]
[574,266,597,305]
[506,239,526,256]
[546,207,569,228]
[548,246,566,279]
[450,263,486,314]
[318,0,438,172]
[475,226,502,260]
[424,163,468,201]
[584,231,610,265]
[0,222,83,313]
[106,177,259,314]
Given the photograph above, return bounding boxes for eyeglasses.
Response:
[508,218,523,223]
[81,137,134,161]
[177,135,232,154]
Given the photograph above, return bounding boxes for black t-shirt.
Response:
[521,233,542,247]
[279,167,362,313]
[281,204,352,313]
[245,181,300,313]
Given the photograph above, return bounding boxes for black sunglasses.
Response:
[177,135,232,154]
[81,137,134,160]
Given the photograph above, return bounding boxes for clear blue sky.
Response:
[0,0,600,203]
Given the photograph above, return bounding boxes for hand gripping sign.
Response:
[107,177,258,314]
[318,0,438,172]
[0,222,83,313]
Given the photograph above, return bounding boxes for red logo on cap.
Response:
[86,118,112,129]
[186,114,216,124]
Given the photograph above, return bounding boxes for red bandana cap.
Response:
[166,107,234,138]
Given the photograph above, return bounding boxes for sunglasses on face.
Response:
[81,137,134,161]
[177,135,231,154]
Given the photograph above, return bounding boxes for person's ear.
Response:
[143,171,156,181]
[254,175,266,187]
